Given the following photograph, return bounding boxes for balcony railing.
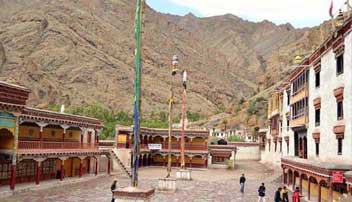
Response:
[18,140,98,150]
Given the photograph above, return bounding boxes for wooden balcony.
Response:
[290,116,308,128]
[137,143,207,151]
[18,140,99,154]
[291,86,308,104]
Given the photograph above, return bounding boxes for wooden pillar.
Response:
[318,182,322,202]
[87,158,90,174]
[128,135,132,149]
[307,179,311,201]
[10,116,19,190]
[71,158,74,177]
[293,174,296,190]
[10,164,16,190]
[60,160,65,181]
[189,158,192,168]
[282,169,285,184]
[79,159,83,177]
[107,158,111,175]
[163,156,167,167]
[95,158,98,176]
[329,182,333,202]
[35,161,41,185]
[299,175,303,194]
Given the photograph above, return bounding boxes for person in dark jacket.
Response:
[257,182,266,202]
[110,180,117,202]
[275,187,283,202]
[239,173,246,194]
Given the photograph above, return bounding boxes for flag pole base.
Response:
[176,169,192,181]
[113,186,155,202]
[158,177,177,193]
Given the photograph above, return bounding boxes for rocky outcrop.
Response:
[0,0,333,115]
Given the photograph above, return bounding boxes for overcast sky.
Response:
[147,0,348,28]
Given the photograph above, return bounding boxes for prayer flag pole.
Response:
[132,0,144,187]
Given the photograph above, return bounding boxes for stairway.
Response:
[110,148,132,179]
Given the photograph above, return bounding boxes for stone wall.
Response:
[229,142,261,160]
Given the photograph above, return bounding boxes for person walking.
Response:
[239,173,246,194]
[257,182,266,202]
[110,180,117,202]
[274,187,282,202]
[292,187,303,202]
[281,186,289,202]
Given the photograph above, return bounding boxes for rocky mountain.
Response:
[0,0,333,116]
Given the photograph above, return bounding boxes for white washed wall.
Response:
[307,31,352,161]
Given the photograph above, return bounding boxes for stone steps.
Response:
[110,149,132,179]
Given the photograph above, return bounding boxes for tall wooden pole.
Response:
[132,0,145,187]
[180,70,187,169]
[167,55,178,177]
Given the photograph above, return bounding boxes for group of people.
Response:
[239,174,303,202]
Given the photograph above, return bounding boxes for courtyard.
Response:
[2,161,287,202]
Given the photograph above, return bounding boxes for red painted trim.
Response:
[60,164,64,181]
[10,165,16,190]
[35,164,41,185]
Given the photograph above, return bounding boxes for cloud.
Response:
[168,0,347,27]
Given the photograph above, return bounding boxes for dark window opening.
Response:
[315,142,319,156]
[337,101,343,120]
[315,71,320,87]
[315,108,320,126]
[274,142,277,152]
[337,54,344,75]
[287,142,289,154]
[338,138,343,155]
[286,119,289,131]
[280,141,282,152]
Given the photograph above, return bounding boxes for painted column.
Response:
[60,159,65,181]
[128,135,132,149]
[35,161,41,185]
[189,156,192,168]
[318,182,322,202]
[307,179,311,201]
[292,175,296,190]
[107,158,111,175]
[299,175,303,194]
[37,123,47,148]
[329,182,333,202]
[79,158,83,177]
[61,125,69,148]
[10,116,19,190]
[87,158,90,174]
[95,157,98,176]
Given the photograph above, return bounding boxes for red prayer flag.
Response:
[329,0,334,18]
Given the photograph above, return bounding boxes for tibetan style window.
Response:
[315,70,320,88]
[287,91,290,105]
[315,142,319,156]
[292,97,308,120]
[337,138,343,155]
[279,141,282,153]
[315,108,320,126]
[286,119,289,131]
[336,54,344,75]
[287,142,289,154]
[337,101,343,120]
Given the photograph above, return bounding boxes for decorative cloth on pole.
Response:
[132,0,143,187]
[329,0,334,18]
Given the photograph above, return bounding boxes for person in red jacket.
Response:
[292,187,303,202]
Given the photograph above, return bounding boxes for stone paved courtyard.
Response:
[2,161,288,202]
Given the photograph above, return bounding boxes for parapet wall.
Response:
[229,142,261,160]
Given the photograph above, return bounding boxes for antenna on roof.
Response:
[60,105,65,113]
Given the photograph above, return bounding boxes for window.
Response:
[315,71,320,87]
[268,141,271,152]
[287,91,290,105]
[286,119,289,131]
[315,109,320,126]
[337,101,343,120]
[287,142,289,154]
[280,141,282,153]
[336,54,344,75]
[337,138,343,155]
[274,142,277,152]
[315,142,319,156]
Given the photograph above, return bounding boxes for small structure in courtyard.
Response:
[208,143,236,169]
